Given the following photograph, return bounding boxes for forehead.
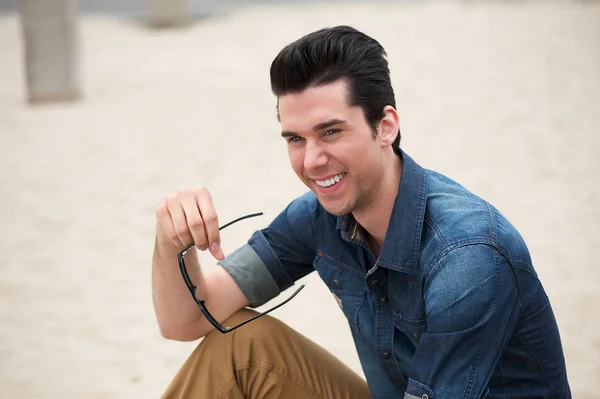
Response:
[278,80,356,130]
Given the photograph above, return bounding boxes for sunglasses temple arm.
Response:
[181,212,265,251]
[226,283,307,333]
[218,212,263,231]
[178,257,228,333]
[178,255,198,295]
[196,302,229,333]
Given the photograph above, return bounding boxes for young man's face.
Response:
[278,79,387,216]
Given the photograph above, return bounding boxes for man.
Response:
[152,26,571,398]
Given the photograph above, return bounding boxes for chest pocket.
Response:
[393,312,427,345]
[388,271,427,345]
[314,252,367,327]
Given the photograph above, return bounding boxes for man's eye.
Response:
[324,129,340,136]
[288,136,303,143]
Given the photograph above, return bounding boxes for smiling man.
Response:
[152,26,571,399]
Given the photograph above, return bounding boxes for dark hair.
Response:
[270,25,401,151]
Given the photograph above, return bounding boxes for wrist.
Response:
[155,223,184,255]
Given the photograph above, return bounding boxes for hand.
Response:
[155,186,224,260]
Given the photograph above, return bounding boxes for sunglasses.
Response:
[178,212,306,333]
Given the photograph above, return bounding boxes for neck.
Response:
[353,152,402,256]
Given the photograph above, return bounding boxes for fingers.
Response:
[181,194,207,250]
[196,191,224,260]
[155,186,224,261]
[156,199,185,248]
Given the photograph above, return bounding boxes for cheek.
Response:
[327,141,359,169]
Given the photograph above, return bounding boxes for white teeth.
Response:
[316,173,345,187]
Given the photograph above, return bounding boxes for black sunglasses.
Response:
[178,212,306,334]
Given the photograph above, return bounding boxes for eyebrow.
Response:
[281,119,346,138]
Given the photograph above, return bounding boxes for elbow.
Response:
[158,323,207,342]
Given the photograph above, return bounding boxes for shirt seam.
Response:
[426,239,498,275]
[460,247,500,398]
[512,326,556,393]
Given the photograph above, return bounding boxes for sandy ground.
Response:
[0,1,599,398]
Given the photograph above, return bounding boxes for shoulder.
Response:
[424,170,498,246]
[286,190,321,215]
[422,169,532,266]
[268,191,334,246]
[283,191,328,228]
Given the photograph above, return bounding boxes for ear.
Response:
[377,105,400,148]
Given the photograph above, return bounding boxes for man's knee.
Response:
[200,308,302,369]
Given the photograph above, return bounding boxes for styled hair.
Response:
[270,25,401,151]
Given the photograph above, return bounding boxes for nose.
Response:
[303,140,328,171]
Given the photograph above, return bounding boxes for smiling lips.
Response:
[314,172,346,188]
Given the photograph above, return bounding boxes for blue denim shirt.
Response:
[220,151,571,399]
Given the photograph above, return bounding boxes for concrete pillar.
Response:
[19,0,80,104]
[147,0,189,28]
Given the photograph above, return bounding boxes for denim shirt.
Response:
[220,151,571,399]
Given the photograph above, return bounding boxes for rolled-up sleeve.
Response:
[218,243,280,308]
[219,192,320,308]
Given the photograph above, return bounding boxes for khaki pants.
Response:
[162,309,373,399]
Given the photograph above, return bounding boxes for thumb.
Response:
[209,242,225,261]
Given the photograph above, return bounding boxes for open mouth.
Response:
[315,173,346,188]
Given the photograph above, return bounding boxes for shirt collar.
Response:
[335,150,428,274]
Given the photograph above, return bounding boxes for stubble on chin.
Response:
[317,195,354,217]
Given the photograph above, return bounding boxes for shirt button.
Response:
[380,296,388,303]
[371,279,380,288]
[382,352,391,360]
[332,280,339,289]
[422,395,428,399]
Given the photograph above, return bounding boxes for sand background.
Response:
[1,1,599,398]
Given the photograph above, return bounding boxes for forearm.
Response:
[151,229,209,341]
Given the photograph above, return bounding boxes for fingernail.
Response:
[210,242,220,252]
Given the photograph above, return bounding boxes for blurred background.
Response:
[1,0,599,398]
